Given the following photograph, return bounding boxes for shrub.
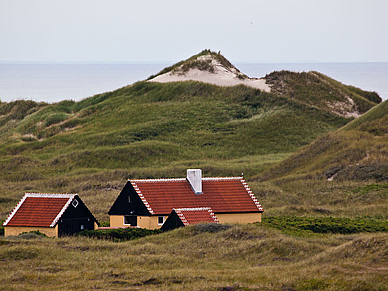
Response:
[45,112,67,127]
[75,227,161,241]
[261,216,388,235]
[191,223,233,234]
[19,230,47,238]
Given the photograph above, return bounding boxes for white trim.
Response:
[130,178,186,183]
[3,195,28,226]
[130,182,155,214]
[240,180,263,211]
[174,207,211,211]
[25,193,76,198]
[129,177,243,183]
[50,195,77,227]
[173,207,219,225]
[202,177,243,181]
[123,215,132,226]
[157,216,165,225]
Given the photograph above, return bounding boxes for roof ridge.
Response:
[202,177,243,181]
[3,194,28,226]
[174,207,212,211]
[131,181,155,214]
[130,177,243,183]
[25,193,77,198]
[130,178,186,183]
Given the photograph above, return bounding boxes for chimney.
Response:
[187,169,202,194]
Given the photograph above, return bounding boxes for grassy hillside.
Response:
[0,81,365,222]
[255,99,388,218]
[1,224,387,290]
[265,70,381,116]
[0,51,382,223]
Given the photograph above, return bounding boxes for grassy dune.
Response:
[1,224,388,290]
[0,78,366,222]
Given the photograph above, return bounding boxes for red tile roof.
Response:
[3,193,76,227]
[174,207,219,226]
[131,177,263,215]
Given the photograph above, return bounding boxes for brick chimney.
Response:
[187,169,202,194]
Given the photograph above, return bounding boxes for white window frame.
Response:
[72,199,79,208]
[158,216,165,225]
[124,215,131,225]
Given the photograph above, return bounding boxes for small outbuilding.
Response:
[161,207,219,231]
[3,193,99,237]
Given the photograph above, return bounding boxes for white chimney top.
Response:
[187,169,202,194]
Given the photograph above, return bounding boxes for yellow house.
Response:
[108,169,263,229]
[3,193,99,237]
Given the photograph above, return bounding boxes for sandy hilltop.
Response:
[149,52,271,92]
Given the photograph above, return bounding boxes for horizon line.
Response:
[1,60,388,65]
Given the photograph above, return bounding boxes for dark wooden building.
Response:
[3,193,99,237]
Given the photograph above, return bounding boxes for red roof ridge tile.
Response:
[240,179,264,211]
[131,181,155,214]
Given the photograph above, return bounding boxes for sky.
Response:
[1,0,388,63]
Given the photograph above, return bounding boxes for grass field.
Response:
[1,223,388,290]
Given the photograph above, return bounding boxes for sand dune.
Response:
[149,55,271,92]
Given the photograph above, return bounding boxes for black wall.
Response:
[108,181,150,216]
[57,196,98,237]
[160,211,184,232]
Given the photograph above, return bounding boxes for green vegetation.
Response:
[1,76,371,223]
[265,70,381,115]
[262,216,388,235]
[1,224,387,290]
[259,99,388,184]
[75,227,161,241]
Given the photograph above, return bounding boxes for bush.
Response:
[261,216,388,235]
[19,230,47,237]
[75,227,161,241]
[45,113,67,127]
[191,223,233,234]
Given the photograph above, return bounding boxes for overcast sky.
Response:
[1,0,388,63]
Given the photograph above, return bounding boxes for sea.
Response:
[0,62,387,103]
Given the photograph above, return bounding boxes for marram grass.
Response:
[1,224,387,290]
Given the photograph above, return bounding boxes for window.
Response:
[72,199,79,208]
[128,195,131,203]
[80,224,84,230]
[124,215,137,226]
[158,216,165,225]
